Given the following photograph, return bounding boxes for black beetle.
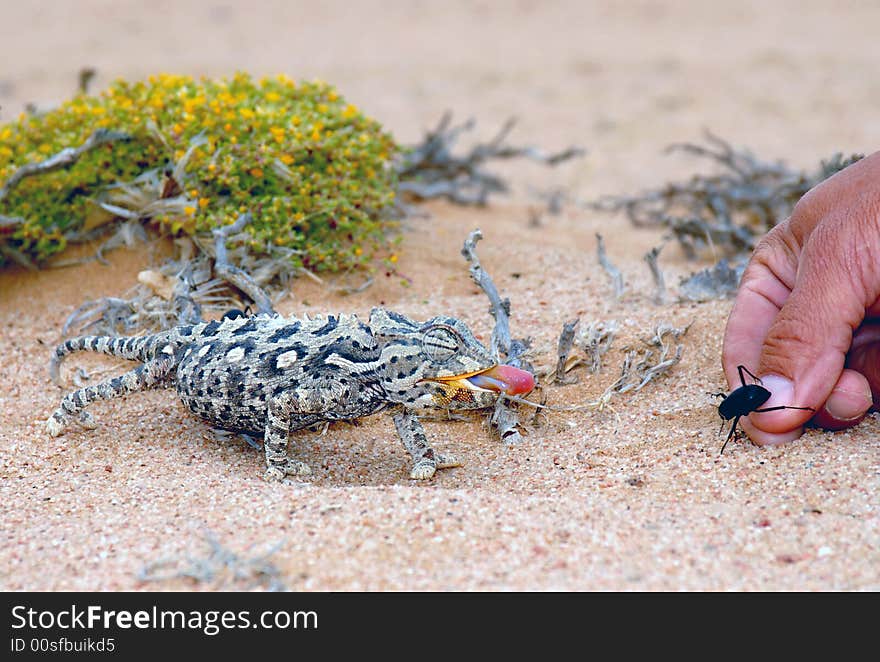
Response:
[221,305,253,321]
[714,365,814,454]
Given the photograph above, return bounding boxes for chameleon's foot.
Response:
[410,453,461,479]
[46,414,66,437]
[47,410,97,437]
[436,453,461,470]
[410,459,437,480]
[78,411,97,430]
[284,459,312,476]
[264,459,312,482]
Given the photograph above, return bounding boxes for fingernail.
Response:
[757,374,795,407]
[823,387,872,422]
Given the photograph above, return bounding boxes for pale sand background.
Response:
[1,0,878,590]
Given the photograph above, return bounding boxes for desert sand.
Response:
[0,0,877,591]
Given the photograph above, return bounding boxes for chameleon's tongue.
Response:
[466,365,535,395]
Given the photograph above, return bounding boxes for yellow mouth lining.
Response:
[428,366,497,382]
[419,366,498,392]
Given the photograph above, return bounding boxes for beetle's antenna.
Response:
[738,364,763,386]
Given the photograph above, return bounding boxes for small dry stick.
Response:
[461,229,529,442]
[461,229,514,363]
[613,322,690,394]
[170,262,204,326]
[212,213,275,315]
[554,317,580,384]
[596,233,625,300]
[581,320,618,374]
[0,128,130,203]
[644,244,666,305]
[398,113,585,206]
[138,531,287,592]
[78,67,97,94]
[677,258,744,302]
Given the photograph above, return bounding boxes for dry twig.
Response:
[592,130,862,263]
[596,233,625,300]
[610,323,690,394]
[0,129,130,203]
[138,532,286,591]
[580,320,618,375]
[398,113,584,206]
[677,258,745,302]
[554,317,580,384]
[643,244,666,305]
[212,213,275,315]
[461,229,533,443]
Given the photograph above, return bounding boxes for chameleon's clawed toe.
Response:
[264,460,312,482]
[410,460,438,480]
[78,411,97,430]
[46,415,66,438]
[284,459,312,476]
[436,453,461,469]
[264,466,286,482]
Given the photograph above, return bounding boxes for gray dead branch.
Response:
[397,113,584,206]
[643,244,666,305]
[61,212,296,336]
[48,219,149,269]
[62,239,235,335]
[592,130,862,263]
[553,317,580,384]
[0,128,130,203]
[596,233,625,300]
[461,229,533,443]
[212,212,275,315]
[677,258,745,302]
[610,323,690,394]
[530,187,570,216]
[539,318,618,382]
[138,531,287,591]
[580,320,618,375]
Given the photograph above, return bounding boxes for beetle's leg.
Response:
[719,416,740,455]
[752,405,815,413]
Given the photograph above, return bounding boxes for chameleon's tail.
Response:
[49,334,163,385]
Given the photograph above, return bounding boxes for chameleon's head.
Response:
[369,308,535,410]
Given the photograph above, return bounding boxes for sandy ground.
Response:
[1,0,878,591]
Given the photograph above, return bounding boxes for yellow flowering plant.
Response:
[0,72,398,271]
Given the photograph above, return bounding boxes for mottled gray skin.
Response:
[47,308,504,480]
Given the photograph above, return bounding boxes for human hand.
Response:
[721,150,880,445]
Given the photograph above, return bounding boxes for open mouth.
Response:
[430,364,535,396]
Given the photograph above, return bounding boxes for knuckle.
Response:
[748,223,801,283]
[791,185,822,222]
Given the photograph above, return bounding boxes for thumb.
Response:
[751,196,880,438]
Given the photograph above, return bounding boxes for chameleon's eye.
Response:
[421,326,460,362]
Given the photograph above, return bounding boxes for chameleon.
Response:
[46,308,535,480]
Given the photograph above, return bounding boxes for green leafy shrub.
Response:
[0,72,399,271]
